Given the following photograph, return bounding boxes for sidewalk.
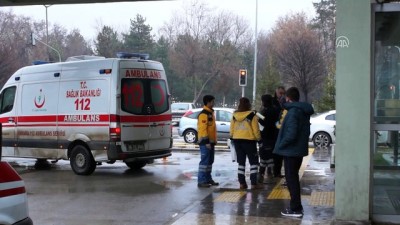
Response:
[168,147,336,225]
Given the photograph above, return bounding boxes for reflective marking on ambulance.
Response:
[0,114,171,127]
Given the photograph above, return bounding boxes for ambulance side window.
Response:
[0,86,16,114]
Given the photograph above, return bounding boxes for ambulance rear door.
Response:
[143,61,171,151]
[119,61,151,152]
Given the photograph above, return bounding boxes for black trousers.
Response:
[273,154,283,177]
[259,145,274,176]
[283,156,303,212]
[234,140,259,185]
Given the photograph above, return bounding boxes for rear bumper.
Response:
[13,217,33,225]
[123,151,172,163]
[108,144,171,161]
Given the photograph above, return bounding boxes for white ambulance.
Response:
[0,53,172,175]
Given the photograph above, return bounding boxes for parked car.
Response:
[310,110,336,147]
[178,107,234,143]
[0,150,33,225]
[171,102,196,125]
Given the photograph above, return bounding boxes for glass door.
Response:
[373,3,400,222]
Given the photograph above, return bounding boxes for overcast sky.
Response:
[1,0,316,40]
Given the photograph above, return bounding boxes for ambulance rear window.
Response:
[121,78,168,115]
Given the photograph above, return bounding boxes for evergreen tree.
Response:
[94,25,122,58]
[122,14,154,54]
[64,29,93,58]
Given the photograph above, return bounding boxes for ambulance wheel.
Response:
[125,161,147,170]
[70,145,96,175]
[183,129,198,143]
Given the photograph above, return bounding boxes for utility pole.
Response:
[44,5,52,60]
[252,0,258,106]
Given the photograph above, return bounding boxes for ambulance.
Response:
[0,53,172,175]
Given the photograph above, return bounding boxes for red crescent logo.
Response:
[34,96,45,108]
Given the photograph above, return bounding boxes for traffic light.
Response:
[239,69,247,86]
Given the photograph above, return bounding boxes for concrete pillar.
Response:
[335,0,371,222]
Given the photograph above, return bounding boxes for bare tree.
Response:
[160,0,252,104]
[63,29,93,58]
[0,11,48,85]
[270,13,326,102]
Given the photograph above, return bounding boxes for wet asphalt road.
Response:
[5,127,331,225]
[8,151,237,225]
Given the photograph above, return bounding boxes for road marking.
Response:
[214,191,246,202]
[309,191,335,206]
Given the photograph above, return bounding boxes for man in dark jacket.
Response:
[273,87,314,218]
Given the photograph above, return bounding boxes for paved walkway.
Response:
[168,147,336,225]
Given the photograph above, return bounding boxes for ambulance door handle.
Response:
[8,117,15,123]
[54,73,60,77]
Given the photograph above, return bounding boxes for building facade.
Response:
[336,0,400,223]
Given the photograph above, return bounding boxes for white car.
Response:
[309,110,336,147]
[178,107,234,143]
[0,154,33,225]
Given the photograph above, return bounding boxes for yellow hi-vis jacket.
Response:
[230,111,261,141]
[197,106,217,145]
[276,109,288,129]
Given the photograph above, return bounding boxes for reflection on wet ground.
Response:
[168,148,335,225]
[7,147,336,224]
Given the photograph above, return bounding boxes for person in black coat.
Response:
[257,94,280,183]
[273,86,286,178]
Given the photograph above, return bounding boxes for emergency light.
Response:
[116,52,149,60]
[32,60,53,65]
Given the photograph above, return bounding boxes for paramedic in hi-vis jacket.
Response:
[197,95,219,188]
[230,97,262,190]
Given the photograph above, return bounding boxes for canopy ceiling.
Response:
[0,0,163,7]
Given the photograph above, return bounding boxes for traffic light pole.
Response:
[242,86,245,97]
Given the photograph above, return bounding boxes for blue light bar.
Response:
[116,52,149,60]
[32,60,53,65]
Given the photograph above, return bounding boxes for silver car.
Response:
[0,153,33,225]
[178,107,234,143]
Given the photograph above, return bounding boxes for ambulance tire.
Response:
[125,161,147,170]
[70,145,96,175]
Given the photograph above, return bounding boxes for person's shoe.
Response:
[209,180,219,186]
[281,208,303,218]
[251,184,263,190]
[198,183,211,188]
[239,184,248,190]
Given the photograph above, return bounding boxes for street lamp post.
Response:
[44,4,52,61]
[252,0,258,106]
